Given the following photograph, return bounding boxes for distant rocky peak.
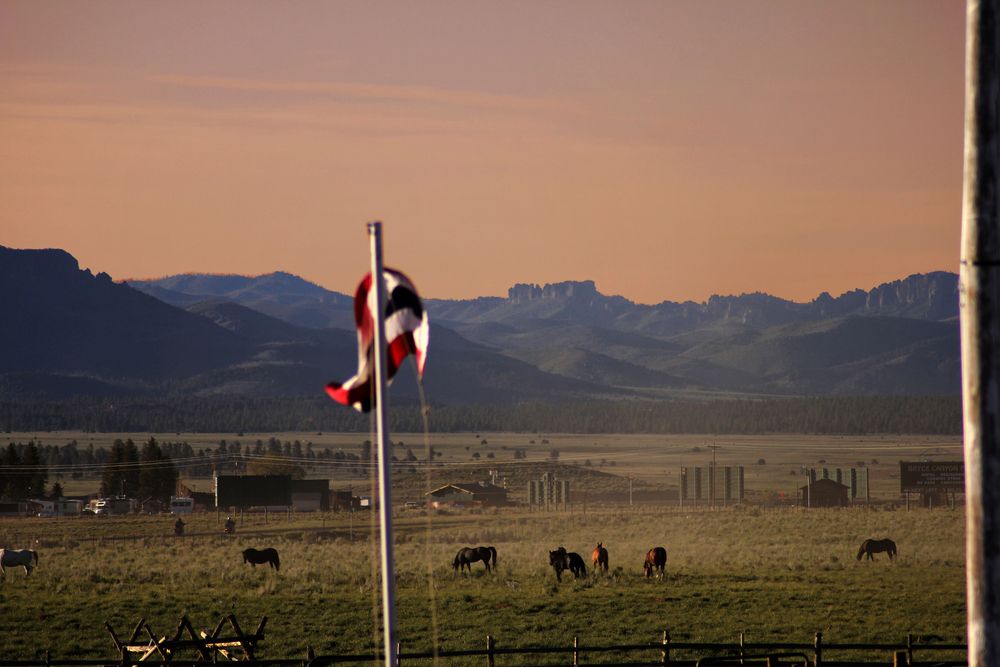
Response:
[507,280,600,303]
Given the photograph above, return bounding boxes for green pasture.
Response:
[0,506,965,661]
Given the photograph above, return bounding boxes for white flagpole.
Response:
[368,221,397,667]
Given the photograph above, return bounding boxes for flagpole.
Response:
[368,220,398,667]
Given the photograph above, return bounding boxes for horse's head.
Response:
[549,551,562,566]
[856,543,866,561]
[643,561,652,578]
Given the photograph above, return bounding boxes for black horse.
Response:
[856,538,897,561]
[242,547,280,571]
[549,547,586,581]
[453,546,497,573]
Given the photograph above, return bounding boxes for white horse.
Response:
[0,548,39,576]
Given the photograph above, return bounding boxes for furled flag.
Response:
[325,268,429,412]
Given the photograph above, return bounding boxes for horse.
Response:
[643,547,667,578]
[242,547,280,571]
[453,546,497,573]
[856,538,897,562]
[0,548,39,577]
[549,547,586,582]
[592,543,609,573]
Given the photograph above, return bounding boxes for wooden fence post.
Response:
[486,634,495,667]
[739,632,745,664]
[396,640,402,667]
[661,630,670,665]
[814,631,823,666]
[906,633,913,665]
[573,636,579,667]
[893,649,907,667]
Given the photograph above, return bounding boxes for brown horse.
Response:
[856,538,897,562]
[454,546,497,573]
[242,547,280,571]
[592,543,609,573]
[549,547,586,581]
[643,546,667,578]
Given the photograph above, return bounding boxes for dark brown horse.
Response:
[856,538,897,561]
[643,546,667,578]
[0,548,38,576]
[454,546,497,573]
[549,547,586,581]
[242,547,280,571]
[592,543,609,573]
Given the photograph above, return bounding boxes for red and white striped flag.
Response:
[325,268,429,412]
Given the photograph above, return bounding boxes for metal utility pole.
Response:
[368,222,397,667]
[962,2,1000,664]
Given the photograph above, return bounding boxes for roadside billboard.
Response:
[899,461,964,493]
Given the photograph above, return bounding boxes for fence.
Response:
[0,630,967,667]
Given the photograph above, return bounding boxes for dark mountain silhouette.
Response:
[5,246,961,400]
[0,247,249,384]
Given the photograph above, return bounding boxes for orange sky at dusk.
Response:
[0,1,964,304]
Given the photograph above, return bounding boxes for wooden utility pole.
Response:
[962,2,1000,664]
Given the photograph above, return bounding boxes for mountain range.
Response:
[0,245,960,403]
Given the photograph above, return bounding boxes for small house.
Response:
[426,482,508,508]
[798,478,849,508]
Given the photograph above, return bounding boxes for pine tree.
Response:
[0,444,19,500]
[22,441,46,498]
[122,439,140,497]
[100,439,126,497]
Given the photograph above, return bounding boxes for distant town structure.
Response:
[808,467,870,503]
[214,475,330,511]
[426,482,508,508]
[29,498,83,516]
[679,465,744,506]
[798,478,850,508]
[526,472,570,510]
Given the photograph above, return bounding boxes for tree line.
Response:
[0,435,383,503]
[0,395,962,435]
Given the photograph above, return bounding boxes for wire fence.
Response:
[0,631,967,667]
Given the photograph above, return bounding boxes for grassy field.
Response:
[0,504,966,662]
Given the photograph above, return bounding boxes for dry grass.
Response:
[0,505,965,661]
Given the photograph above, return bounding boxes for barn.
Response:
[426,482,507,508]
[291,479,330,511]
[798,478,850,507]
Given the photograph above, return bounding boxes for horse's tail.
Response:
[273,551,280,572]
[489,546,497,569]
[32,550,38,566]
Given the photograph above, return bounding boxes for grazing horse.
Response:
[242,547,280,571]
[643,547,667,578]
[592,543,609,573]
[549,547,587,581]
[0,548,39,577]
[856,538,897,562]
[453,546,497,573]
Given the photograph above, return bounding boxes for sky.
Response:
[0,1,965,304]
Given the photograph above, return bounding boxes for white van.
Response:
[169,497,194,514]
